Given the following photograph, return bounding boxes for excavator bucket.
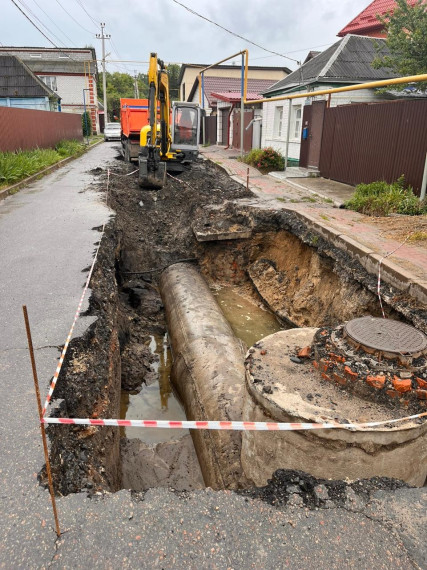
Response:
[138,157,166,190]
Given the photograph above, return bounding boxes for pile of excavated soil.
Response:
[107,155,251,274]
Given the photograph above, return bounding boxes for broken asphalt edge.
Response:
[204,157,427,307]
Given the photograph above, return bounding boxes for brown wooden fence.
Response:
[318,99,427,194]
[0,107,82,152]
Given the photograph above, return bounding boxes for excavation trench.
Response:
[46,155,427,496]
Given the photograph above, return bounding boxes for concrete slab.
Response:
[270,166,319,179]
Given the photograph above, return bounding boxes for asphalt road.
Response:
[0,143,425,569]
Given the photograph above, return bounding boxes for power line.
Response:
[170,0,300,64]
[9,0,81,63]
[53,0,96,35]
[30,0,77,46]
[108,38,130,72]
[74,0,98,27]
[17,0,69,47]
[10,0,60,48]
[251,42,334,61]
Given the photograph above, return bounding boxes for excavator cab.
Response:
[171,103,199,148]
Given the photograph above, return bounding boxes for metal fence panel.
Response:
[319,99,427,194]
[0,107,82,152]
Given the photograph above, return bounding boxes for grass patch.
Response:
[301,196,317,203]
[344,177,427,216]
[408,231,427,242]
[0,140,85,188]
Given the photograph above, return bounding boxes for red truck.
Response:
[120,98,150,162]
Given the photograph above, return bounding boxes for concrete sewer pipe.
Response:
[160,263,247,489]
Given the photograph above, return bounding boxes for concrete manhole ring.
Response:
[344,317,427,355]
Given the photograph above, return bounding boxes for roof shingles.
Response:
[263,35,396,96]
[0,55,58,99]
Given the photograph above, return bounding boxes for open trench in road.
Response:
[44,152,427,498]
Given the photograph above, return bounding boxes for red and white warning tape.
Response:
[377,232,412,318]
[42,225,105,416]
[42,411,427,430]
[109,169,138,177]
[42,165,137,415]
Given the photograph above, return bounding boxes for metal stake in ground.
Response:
[22,305,61,538]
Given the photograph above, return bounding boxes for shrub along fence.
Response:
[0,107,82,153]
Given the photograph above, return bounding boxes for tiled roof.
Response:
[200,77,277,106]
[0,55,59,99]
[263,35,396,96]
[338,0,420,36]
[211,91,262,102]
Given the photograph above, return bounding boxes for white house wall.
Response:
[190,86,210,114]
[262,87,388,159]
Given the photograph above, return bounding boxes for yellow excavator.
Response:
[138,53,202,189]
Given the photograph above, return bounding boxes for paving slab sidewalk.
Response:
[201,145,427,296]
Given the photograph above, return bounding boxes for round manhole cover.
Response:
[344,317,427,355]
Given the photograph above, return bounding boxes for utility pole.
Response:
[134,70,140,99]
[96,23,111,122]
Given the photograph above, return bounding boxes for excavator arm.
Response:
[139,52,201,190]
[139,53,169,189]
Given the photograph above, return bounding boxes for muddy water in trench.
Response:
[211,286,286,347]
[121,288,284,444]
[120,334,188,444]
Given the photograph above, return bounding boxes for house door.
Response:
[232,109,254,152]
[221,109,229,145]
[299,105,311,167]
[299,101,326,168]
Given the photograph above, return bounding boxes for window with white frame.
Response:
[291,105,302,139]
[39,76,57,91]
[29,53,42,58]
[273,105,283,138]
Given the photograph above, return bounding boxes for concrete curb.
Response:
[292,210,427,304]
[203,154,427,306]
[0,139,105,202]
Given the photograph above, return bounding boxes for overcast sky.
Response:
[2,0,370,72]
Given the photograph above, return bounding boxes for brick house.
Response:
[0,47,99,133]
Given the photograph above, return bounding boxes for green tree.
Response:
[373,0,427,90]
[97,71,149,121]
[97,65,180,121]
[82,111,92,136]
[167,63,181,101]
